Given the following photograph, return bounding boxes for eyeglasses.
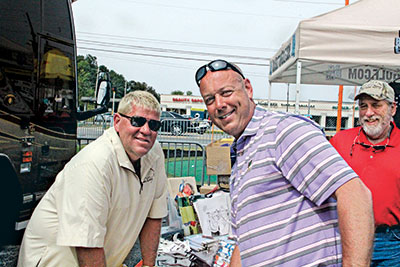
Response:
[119,113,161,132]
[350,128,393,156]
[195,59,245,86]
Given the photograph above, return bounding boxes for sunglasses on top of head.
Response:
[195,59,245,87]
[119,113,161,132]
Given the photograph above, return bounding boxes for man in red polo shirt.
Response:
[330,80,400,266]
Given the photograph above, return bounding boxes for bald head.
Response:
[199,69,255,139]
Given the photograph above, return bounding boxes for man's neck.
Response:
[365,123,393,144]
[234,104,256,140]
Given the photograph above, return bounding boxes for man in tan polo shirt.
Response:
[18,91,167,267]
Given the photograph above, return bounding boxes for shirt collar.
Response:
[105,127,160,173]
[236,105,264,143]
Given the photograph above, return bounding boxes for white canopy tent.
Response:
[268,0,400,114]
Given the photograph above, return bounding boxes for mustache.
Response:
[361,115,380,123]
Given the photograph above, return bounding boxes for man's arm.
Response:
[76,247,106,267]
[139,217,162,266]
[230,245,242,267]
[334,178,374,266]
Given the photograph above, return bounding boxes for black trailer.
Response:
[0,0,110,245]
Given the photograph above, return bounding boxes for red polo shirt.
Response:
[330,124,400,226]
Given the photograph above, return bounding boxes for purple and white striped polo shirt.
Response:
[230,106,356,266]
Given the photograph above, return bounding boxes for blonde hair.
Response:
[118,91,161,115]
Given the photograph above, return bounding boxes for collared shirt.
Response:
[330,124,400,226]
[230,106,356,266]
[18,127,167,267]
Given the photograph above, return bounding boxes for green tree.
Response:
[171,90,184,95]
[127,81,160,102]
[109,70,126,99]
[186,91,193,96]
[77,53,161,105]
[77,54,98,107]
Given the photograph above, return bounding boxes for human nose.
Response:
[214,94,226,110]
[139,121,152,135]
[365,105,375,117]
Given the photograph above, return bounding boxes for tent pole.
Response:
[351,85,357,127]
[335,0,350,131]
[295,61,302,114]
[286,83,289,112]
[336,85,344,132]
[268,81,272,110]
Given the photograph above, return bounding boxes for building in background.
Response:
[160,94,359,135]
[160,95,208,120]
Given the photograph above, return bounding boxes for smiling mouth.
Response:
[136,137,150,143]
[218,109,235,119]
[364,119,378,124]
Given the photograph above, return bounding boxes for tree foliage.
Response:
[171,90,184,95]
[109,70,126,99]
[77,55,98,106]
[127,81,160,102]
[77,54,161,105]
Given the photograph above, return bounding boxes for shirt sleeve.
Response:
[329,134,341,151]
[274,115,357,206]
[147,143,168,219]
[231,211,238,244]
[55,160,110,247]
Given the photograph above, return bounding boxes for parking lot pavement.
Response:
[0,245,19,266]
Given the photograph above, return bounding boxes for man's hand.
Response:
[76,247,106,267]
[139,218,162,266]
[334,178,374,266]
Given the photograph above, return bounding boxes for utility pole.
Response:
[94,66,100,101]
[112,88,116,115]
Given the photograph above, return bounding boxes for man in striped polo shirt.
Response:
[195,59,374,266]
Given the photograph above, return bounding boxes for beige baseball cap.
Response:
[355,80,395,102]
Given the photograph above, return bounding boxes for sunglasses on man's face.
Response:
[195,59,245,87]
[119,113,161,132]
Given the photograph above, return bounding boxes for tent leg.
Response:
[295,61,302,114]
[351,85,357,128]
[286,83,290,112]
[336,85,344,132]
[267,81,272,110]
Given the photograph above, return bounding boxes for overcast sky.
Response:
[72,0,357,101]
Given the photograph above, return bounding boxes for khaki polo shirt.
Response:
[18,127,167,267]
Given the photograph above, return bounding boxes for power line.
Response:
[84,53,269,77]
[77,39,272,61]
[76,31,278,52]
[77,46,270,66]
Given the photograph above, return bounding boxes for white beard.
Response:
[361,110,392,139]
[362,119,385,138]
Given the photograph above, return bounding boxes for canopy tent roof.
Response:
[269,0,400,86]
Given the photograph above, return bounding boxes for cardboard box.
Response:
[199,184,218,194]
[206,138,233,175]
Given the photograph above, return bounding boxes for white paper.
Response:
[193,192,231,237]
